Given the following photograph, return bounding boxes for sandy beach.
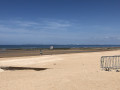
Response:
[0,50,120,90]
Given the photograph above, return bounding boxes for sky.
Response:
[0,0,120,45]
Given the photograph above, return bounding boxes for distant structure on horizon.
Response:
[50,46,54,50]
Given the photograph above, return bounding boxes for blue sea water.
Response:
[0,45,120,49]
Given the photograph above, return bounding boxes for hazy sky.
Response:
[0,0,120,45]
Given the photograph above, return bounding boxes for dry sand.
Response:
[0,50,120,90]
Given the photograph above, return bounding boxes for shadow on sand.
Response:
[0,66,49,71]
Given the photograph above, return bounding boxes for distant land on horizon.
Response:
[1,44,120,49]
[1,44,120,45]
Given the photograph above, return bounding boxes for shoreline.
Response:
[0,47,120,58]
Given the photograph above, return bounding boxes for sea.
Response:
[0,45,120,49]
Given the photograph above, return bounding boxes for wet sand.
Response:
[0,50,120,90]
[0,47,118,58]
